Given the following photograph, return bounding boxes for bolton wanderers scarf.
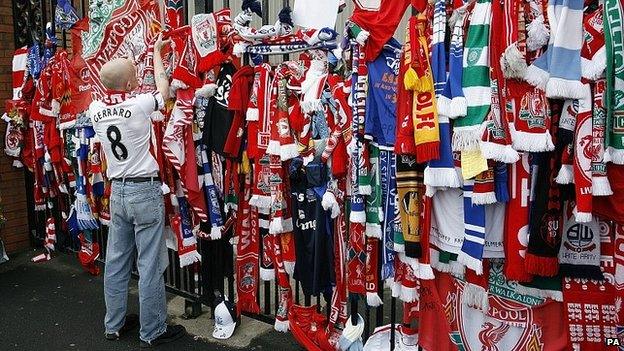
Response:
[605,0,624,164]
[558,201,604,280]
[453,0,492,152]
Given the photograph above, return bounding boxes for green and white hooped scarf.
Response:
[605,0,624,164]
[453,0,492,152]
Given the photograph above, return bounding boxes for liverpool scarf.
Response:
[605,0,624,164]
[453,0,492,152]
[365,144,383,239]
[591,80,613,196]
[572,84,594,222]
[235,170,260,314]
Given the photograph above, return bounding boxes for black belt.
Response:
[111,176,161,183]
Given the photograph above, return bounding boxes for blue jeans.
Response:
[104,179,168,342]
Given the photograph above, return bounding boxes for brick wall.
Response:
[0,0,30,254]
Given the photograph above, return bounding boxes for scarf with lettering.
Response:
[591,80,612,196]
[365,145,383,239]
[563,235,618,351]
[524,150,563,277]
[453,0,492,152]
[424,0,462,194]
[396,155,424,261]
[172,185,202,267]
[605,0,624,164]
[380,150,396,281]
[365,237,382,306]
[480,0,518,164]
[347,221,366,295]
[272,228,294,332]
[405,15,440,162]
[572,84,594,222]
[558,201,604,280]
[235,169,260,314]
[198,145,224,240]
[349,43,366,224]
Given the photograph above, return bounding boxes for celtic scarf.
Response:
[379,150,396,281]
[605,0,624,164]
[453,0,492,152]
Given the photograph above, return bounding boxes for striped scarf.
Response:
[605,0,624,164]
[453,0,492,152]
[457,180,486,275]
[425,0,463,194]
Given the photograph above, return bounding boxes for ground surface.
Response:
[0,250,302,351]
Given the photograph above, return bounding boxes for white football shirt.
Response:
[89,91,164,179]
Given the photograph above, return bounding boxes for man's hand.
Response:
[154,33,170,52]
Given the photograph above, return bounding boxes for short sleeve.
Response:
[135,91,165,116]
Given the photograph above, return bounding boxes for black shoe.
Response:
[105,314,140,340]
[139,325,186,348]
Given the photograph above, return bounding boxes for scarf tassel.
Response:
[500,43,528,79]
[321,191,341,219]
[510,125,555,152]
[462,283,490,312]
[210,226,223,240]
[260,267,276,281]
[606,147,624,165]
[524,253,559,276]
[555,164,574,184]
[274,319,290,333]
[526,15,550,51]
[480,141,520,164]
[573,207,593,223]
[581,47,607,81]
[437,95,468,119]
[416,142,440,164]
[592,176,613,196]
[472,192,497,205]
[366,292,384,307]
[179,250,202,267]
[457,252,483,275]
[524,64,550,90]
[249,195,273,208]
[400,286,418,303]
[424,167,462,189]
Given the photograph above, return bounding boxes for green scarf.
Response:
[605,0,624,163]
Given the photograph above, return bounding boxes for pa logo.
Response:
[605,337,621,347]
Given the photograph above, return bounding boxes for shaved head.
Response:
[99,58,138,91]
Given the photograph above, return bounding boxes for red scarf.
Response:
[235,171,260,314]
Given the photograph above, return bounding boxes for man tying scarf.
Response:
[89,34,187,348]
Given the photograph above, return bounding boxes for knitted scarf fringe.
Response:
[457,251,483,275]
[472,192,497,205]
[260,267,276,281]
[179,250,202,267]
[524,253,559,276]
[573,207,593,223]
[526,15,550,52]
[438,95,468,119]
[183,236,197,247]
[274,319,290,332]
[524,64,550,90]
[479,140,520,163]
[606,147,624,164]
[415,263,435,280]
[284,261,295,276]
[300,99,324,113]
[366,292,384,307]
[462,283,490,312]
[452,126,483,151]
[510,125,555,152]
[249,195,272,208]
[400,286,418,303]
[365,224,383,239]
[555,164,574,184]
[593,176,613,196]
[424,166,462,188]
[321,191,341,218]
[545,77,586,99]
[501,43,528,79]
[280,143,300,161]
[210,226,223,240]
